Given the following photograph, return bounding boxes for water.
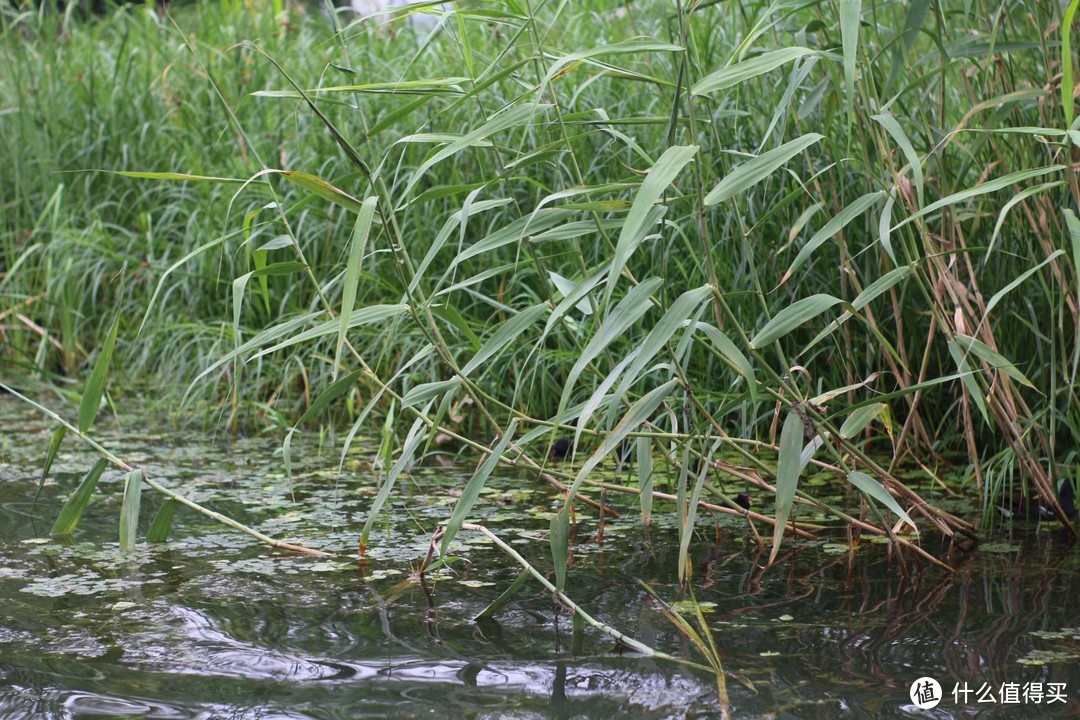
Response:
[0,396,1078,718]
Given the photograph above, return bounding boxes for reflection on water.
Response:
[0,396,1078,718]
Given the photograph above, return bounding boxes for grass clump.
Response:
[2,0,1079,575]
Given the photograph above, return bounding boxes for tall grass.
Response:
[2,0,1078,572]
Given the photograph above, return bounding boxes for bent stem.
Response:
[421,521,701,666]
[1,383,330,556]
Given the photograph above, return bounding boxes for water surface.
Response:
[0,396,1077,718]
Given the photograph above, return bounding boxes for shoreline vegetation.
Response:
[2,0,1079,600]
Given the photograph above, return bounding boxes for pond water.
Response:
[0,396,1077,719]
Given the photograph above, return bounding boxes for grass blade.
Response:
[281,171,367,213]
[892,166,1065,231]
[336,196,379,378]
[839,403,888,439]
[953,334,1036,389]
[147,498,178,543]
[604,145,697,308]
[839,0,861,123]
[983,250,1064,317]
[33,425,66,509]
[559,277,663,414]
[692,47,817,95]
[847,471,917,532]
[769,411,805,565]
[704,134,823,206]
[78,315,120,434]
[462,302,548,376]
[119,470,143,552]
[783,192,881,283]
[359,409,430,554]
[441,420,519,556]
[403,104,553,198]
[605,285,712,419]
[550,510,570,594]
[638,437,654,525]
[871,112,924,206]
[51,458,107,535]
[750,294,844,349]
[946,340,991,426]
[563,378,678,508]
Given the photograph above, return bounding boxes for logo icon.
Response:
[910,677,943,709]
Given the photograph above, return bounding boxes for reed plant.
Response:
[3,0,1079,581]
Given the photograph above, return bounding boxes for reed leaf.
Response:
[119,470,143,552]
[78,316,119,434]
[336,196,379,377]
[770,411,805,565]
[51,458,107,536]
[147,498,178,544]
[442,420,518,556]
[847,471,916,531]
[704,134,823,206]
[692,47,818,95]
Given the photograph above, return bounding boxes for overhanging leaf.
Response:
[119,470,143,552]
[442,420,518,555]
[847,471,917,532]
[78,316,120,434]
[336,196,379,377]
[51,458,107,535]
[770,411,805,565]
[147,498,178,543]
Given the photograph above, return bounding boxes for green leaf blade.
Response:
[705,134,823,206]
[51,458,107,536]
[770,412,806,565]
[78,316,120,434]
[119,470,143,552]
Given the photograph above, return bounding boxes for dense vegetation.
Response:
[2,0,1078,580]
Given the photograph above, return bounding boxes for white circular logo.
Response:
[910,677,943,709]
